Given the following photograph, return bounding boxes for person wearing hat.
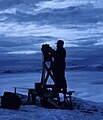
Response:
[49,40,67,92]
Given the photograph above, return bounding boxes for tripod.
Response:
[41,54,55,87]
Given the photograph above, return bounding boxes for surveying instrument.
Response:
[35,44,61,108]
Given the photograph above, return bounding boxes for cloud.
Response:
[94,39,103,46]
[0,20,103,47]
[35,0,90,10]
[0,4,37,15]
[7,50,39,55]
[0,8,16,14]
[0,21,85,41]
[36,0,103,10]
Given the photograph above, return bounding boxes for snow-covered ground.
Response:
[0,71,103,120]
[0,71,103,102]
[0,97,103,120]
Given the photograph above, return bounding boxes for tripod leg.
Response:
[41,55,45,85]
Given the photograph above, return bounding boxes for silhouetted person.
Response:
[50,40,67,92]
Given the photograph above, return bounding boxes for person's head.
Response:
[56,40,64,48]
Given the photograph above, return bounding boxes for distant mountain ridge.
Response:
[67,64,103,72]
[0,64,103,74]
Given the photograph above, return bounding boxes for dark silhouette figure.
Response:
[50,40,67,92]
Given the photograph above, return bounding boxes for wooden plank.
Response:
[44,84,55,88]
[47,98,61,109]
[66,91,75,95]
